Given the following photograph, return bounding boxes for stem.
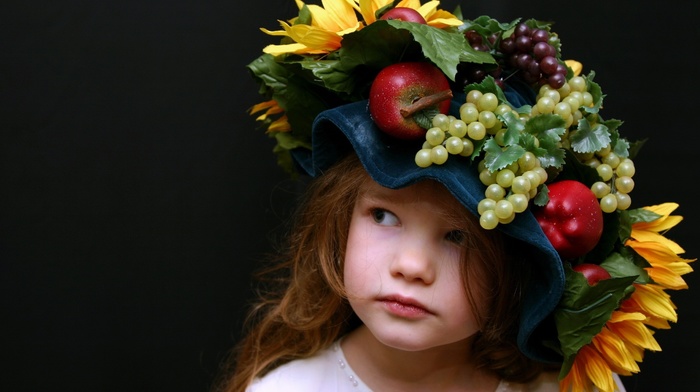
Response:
[400,89,454,118]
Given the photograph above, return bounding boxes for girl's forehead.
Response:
[361,179,460,208]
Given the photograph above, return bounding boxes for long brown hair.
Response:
[213,154,544,392]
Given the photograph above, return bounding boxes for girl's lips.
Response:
[379,295,433,318]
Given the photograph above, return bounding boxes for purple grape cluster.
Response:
[456,22,567,90]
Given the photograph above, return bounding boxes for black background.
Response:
[2,1,698,391]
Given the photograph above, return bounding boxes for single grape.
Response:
[445,136,464,154]
[540,56,558,75]
[425,127,445,146]
[596,163,614,181]
[511,176,531,194]
[515,35,532,52]
[591,181,610,198]
[478,110,497,129]
[615,176,635,193]
[480,210,499,230]
[459,138,475,157]
[602,152,621,169]
[496,169,515,188]
[449,119,468,138]
[477,93,499,112]
[460,103,479,124]
[548,72,566,89]
[615,192,632,210]
[432,113,450,130]
[431,145,448,165]
[485,183,506,200]
[415,149,432,168]
[616,159,636,177]
[508,193,529,213]
[495,199,515,220]
[600,193,618,213]
[467,121,486,140]
[568,76,587,92]
[479,169,497,186]
[478,198,497,214]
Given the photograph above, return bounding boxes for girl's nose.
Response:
[389,239,437,285]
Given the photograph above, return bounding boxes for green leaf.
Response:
[582,71,604,115]
[533,183,549,206]
[626,207,663,224]
[338,22,418,70]
[569,117,611,154]
[460,15,520,37]
[601,252,647,282]
[300,59,360,95]
[483,139,525,171]
[555,265,637,377]
[500,111,525,145]
[385,20,495,79]
[522,114,566,169]
[296,4,312,25]
[627,138,647,160]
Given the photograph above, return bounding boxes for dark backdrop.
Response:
[2,1,698,391]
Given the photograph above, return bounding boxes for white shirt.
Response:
[245,340,619,392]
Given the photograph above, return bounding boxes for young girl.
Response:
[216,1,691,391]
[219,153,569,391]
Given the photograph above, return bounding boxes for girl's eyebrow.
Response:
[359,186,395,203]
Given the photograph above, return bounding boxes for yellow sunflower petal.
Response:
[629,231,685,254]
[426,11,464,28]
[282,23,343,51]
[565,60,583,76]
[263,42,320,55]
[631,284,678,323]
[249,100,278,115]
[357,0,386,24]
[560,346,596,392]
[581,345,616,392]
[323,0,360,30]
[647,266,690,290]
[419,2,463,28]
[267,115,291,132]
[608,311,661,352]
[593,328,640,374]
[644,202,679,217]
[260,26,291,36]
[630,240,692,265]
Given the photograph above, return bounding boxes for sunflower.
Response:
[261,0,361,55]
[560,204,693,391]
[261,0,462,56]
[249,99,291,133]
[351,0,462,27]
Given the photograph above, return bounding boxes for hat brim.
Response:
[292,99,565,363]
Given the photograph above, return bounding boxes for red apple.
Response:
[573,263,611,285]
[379,7,427,24]
[368,62,452,140]
[533,180,604,259]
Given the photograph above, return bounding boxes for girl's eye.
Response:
[445,230,466,245]
[371,208,399,226]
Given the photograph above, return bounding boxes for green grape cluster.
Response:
[533,76,636,214]
[476,151,548,229]
[414,91,510,168]
[416,73,635,230]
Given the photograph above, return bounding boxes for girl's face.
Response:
[344,180,481,352]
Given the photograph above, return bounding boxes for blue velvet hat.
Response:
[291,98,565,363]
